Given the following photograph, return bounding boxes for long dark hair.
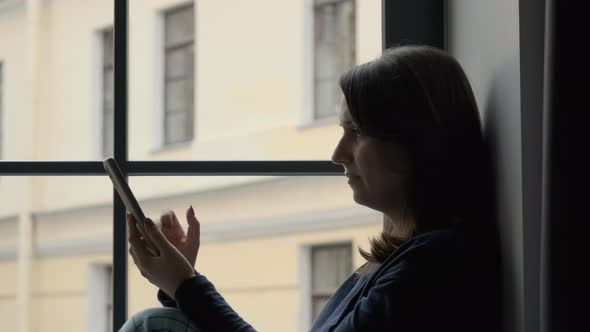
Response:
[339,45,496,276]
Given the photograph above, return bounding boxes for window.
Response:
[313,0,355,119]
[311,243,352,322]
[163,4,195,146]
[0,1,404,330]
[106,265,113,332]
[102,29,114,158]
[87,263,113,332]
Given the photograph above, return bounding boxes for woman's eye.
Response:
[341,127,362,139]
[350,128,362,136]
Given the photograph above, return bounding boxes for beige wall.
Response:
[30,255,109,332]
[0,4,28,161]
[0,5,27,219]
[35,0,113,161]
[0,260,17,331]
[2,222,382,332]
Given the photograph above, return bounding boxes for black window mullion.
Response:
[127,161,341,176]
[113,0,129,331]
[381,0,445,50]
[0,160,342,175]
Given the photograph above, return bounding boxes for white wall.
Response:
[447,1,523,332]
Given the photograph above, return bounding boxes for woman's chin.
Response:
[351,190,366,205]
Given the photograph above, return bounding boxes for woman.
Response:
[120,45,503,332]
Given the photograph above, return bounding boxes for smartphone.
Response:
[103,157,159,255]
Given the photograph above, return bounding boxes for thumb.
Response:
[145,218,172,251]
[186,205,200,244]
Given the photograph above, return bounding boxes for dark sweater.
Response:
[158,226,502,332]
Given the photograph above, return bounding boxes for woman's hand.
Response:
[127,213,197,298]
[154,207,200,268]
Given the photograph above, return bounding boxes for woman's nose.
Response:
[331,140,350,165]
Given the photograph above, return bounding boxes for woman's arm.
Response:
[128,214,256,331]
[157,268,199,308]
[171,273,256,332]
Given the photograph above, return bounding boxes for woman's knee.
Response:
[118,307,200,332]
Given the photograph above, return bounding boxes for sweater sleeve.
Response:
[169,273,256,332]
[157,269,199,308]
[157,288,178,308]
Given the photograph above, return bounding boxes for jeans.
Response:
[119,307,200,332]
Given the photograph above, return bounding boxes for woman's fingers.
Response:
[170,209,181,228]
[144,218,172,252]
[127,214,152,261]
[185,205,200,244]
[160,209,186,242]
[127,214,142,244]
[160,209,180,229]
[129,247,138,265]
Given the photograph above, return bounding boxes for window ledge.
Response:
[150,140,193,154]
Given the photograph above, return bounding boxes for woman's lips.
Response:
[347,175,360,184]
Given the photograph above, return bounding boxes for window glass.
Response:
[0,1,114,160]
[0,176,113,331]
[128,0,380,160]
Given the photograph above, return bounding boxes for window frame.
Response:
[0,1,444,330]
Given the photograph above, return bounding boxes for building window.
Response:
[87,264,113,332]
[311,243,352,322]
[313,0,355,119]
[106,265,113,332]
[163,4,195,145]
[102,29,114,158]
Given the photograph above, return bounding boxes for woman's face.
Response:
[331,98,413,213]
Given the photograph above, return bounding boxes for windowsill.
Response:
[150,140,193,154]
[297,114,339,131]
